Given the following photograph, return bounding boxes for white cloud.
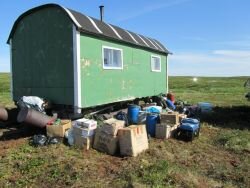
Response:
[216,39,250,49]
[169,50,250,76]
[213,50,250,58]
[116,0,191,22]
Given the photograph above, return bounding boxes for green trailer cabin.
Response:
[7,3,170,109]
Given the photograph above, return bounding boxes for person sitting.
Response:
[167,92,175,103]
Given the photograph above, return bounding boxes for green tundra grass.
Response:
[0,73,249,187]
[169,76,249,106]
[0,73,13,107]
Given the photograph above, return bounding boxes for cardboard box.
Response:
[46,119,72,137]
[74,118,97,130]
[160,112,179,125]
[118,124,148,157]
[74,135,93,150]
[73,125,95,138]
[155,123,179,139]
[102,118,125,136]
[178,114,187,123]
[155,124,171,139]
[93,128,118,155]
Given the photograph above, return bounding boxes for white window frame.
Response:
[151,55,161,72]
[102,46,123,70]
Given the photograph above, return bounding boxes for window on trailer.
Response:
[103,46,123,69]
[151,55,161,72]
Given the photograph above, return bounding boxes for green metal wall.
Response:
[11,7,74,105]
[80,35,167,107]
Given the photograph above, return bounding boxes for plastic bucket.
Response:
[17,107,56,128]
[146,114,159,137]
[128,105,141,124]
[0,107,8,121]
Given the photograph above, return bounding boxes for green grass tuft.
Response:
[139,160,171,186]
[215,129,250,153]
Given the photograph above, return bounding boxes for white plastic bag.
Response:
[17,96,46,113]
[65,128,74,146]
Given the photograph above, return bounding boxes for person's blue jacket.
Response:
[166,99,176,110]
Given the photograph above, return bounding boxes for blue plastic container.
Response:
[175,118,200,141]
[127,105,141,124]
[179,123,199,132]
[180,118,200,132]
[181,118,199,125]
[146,114,159,137]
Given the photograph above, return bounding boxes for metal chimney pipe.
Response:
[99,5,104,22]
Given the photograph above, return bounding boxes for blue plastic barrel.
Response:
[146,114,159,137]
[127,105,141,124]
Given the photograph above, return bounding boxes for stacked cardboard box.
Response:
[46,119,72,137]
[74,135,94,150]
[73,118,97,150]
[93,128,119,155]
[156,112,181,139]
[160,112,179,125]
[93,118,125,155]
[156,123,179,139]
[118,124,148,157]
[75,118,97,130]
[155,124,171,139]
[102,118,126,136]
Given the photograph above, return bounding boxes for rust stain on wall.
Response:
[81,58,91,68]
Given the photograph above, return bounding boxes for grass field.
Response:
[0,73,13,107]
[0,73,249,187]
[169,76,249,106]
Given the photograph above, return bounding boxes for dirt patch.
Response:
[0,118,249,187]
[0,139,26,157]
[0,122,45,157]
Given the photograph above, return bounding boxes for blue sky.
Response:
[1,0,250,76]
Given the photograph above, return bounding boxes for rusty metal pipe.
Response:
[17,107,56,128]
[0,107,8,121]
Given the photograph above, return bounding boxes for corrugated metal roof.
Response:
[7,3,170,54]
